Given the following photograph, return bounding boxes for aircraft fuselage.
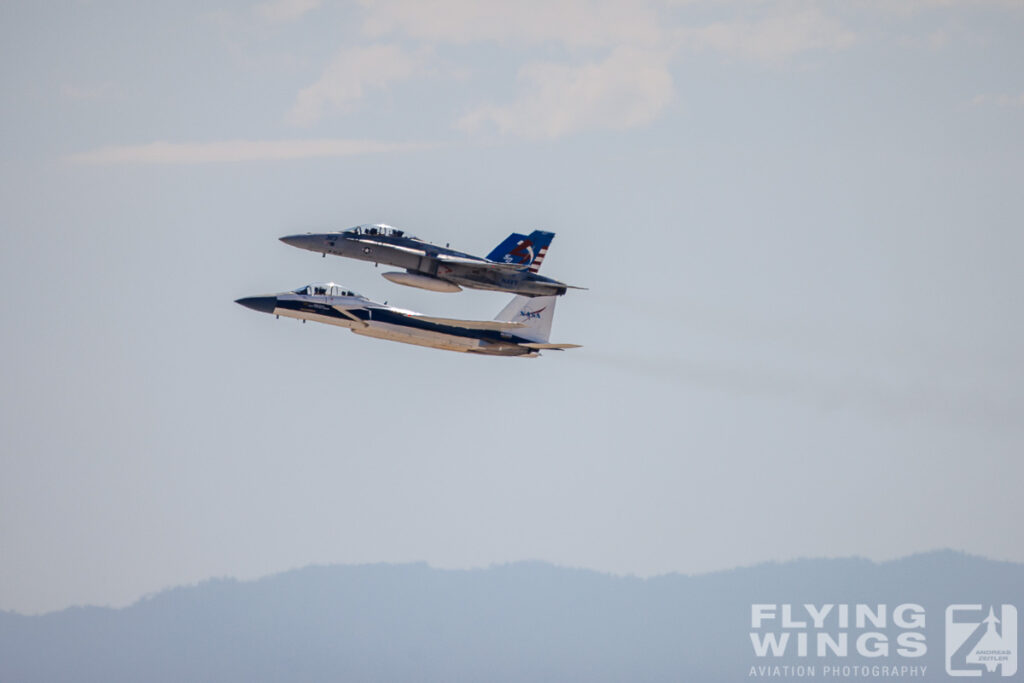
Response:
[236,289,540,357]
[280,230,570,297]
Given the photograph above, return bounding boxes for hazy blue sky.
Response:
[2,0,1022,615]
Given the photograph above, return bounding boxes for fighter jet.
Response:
[235,282,580,357]
[279,224,582,297]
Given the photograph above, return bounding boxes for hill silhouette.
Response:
[1,550,1021,681]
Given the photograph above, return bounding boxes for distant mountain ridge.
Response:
[2,550,1021,682]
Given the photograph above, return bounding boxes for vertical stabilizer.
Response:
[486,233,527,262]
[523,230,554,273]
[486,230,556,272]
[495,295,557,343]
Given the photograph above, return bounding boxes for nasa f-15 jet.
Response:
[279,224,582,297]
[235,282,580,357]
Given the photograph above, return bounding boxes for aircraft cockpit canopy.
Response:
[345,223,414,240]
[294,283,362,298]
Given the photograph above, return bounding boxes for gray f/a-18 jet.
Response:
[235,282,580,357]
[279,224,581,297]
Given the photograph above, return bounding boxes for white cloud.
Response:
[288,44,421,125]
[458,47,673,139]
[64,139,433,165]
[360,0,664,48]
[253,0,322,23]
[677,8,857,62]
[281,2,860,138]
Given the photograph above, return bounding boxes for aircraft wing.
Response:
[332,306,368,326]
[407,314,526,331]
[349,239,527,271]
[520,343,582,350]
[436,253,528,271]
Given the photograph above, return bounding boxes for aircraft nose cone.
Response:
[235,296,277,314]
[280,233,316,249]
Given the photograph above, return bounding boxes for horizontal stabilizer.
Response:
[408,315,526,331]
[519,343,581,350]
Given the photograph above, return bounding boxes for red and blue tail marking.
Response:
[486,230,555,273]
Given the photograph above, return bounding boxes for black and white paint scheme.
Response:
[236,283,579,357]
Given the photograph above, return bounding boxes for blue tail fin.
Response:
[486,230,555,272]
[486,233,527,262]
